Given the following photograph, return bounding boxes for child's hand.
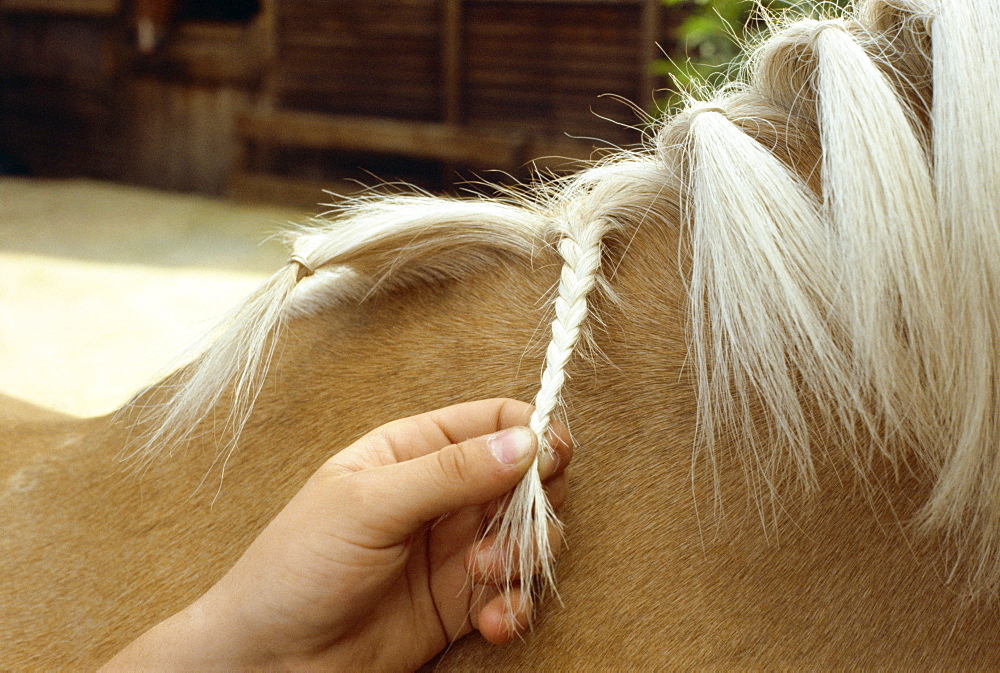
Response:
[104,398,571,671]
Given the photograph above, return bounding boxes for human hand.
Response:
[104,398,571,671]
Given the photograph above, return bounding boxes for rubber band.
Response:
[289,254,315,282]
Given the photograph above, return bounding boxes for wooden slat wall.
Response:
[463,1,645,144]
[264,0,673,155]
[123,78,251,193]
[1,0,678,198]
[274,0,442,121]
[0,10,265,194]
[0,13,119,176]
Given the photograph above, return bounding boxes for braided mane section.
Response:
[492,215,610,599]
[485,158,670,603]
[126,0,1000,611]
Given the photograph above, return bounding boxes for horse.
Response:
[3,0,1000,667]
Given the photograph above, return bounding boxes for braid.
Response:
[530,221,607,446]
[487,158,668,609]
[490,215,609,608]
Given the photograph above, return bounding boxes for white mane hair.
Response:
[128,0,1000,606]
[678,0,1000,592]
[122,195,549,470]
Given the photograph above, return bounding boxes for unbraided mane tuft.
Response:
[679,0,1000,593]
[122,195,548,470]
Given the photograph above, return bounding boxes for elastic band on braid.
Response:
[288,253,316,282]
[491,216,608,606]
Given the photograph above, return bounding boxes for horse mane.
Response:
[126,0,1000,601]
[676,0,1000,594]
[122,195,548,469]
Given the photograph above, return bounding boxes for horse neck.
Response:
[5,217,1000,667]
[109,216,1000,665]
[434,218,1000,667]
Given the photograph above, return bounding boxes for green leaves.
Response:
[655,0,852,112]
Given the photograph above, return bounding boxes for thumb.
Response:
[363,427,537,543]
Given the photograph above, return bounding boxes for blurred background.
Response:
[0,0,831,417]
[0,0,688,200]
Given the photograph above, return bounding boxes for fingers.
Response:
[483,467,568,520]
[465,583,529,645]
[350,398,573,469]
[372,399,535,464]
[326,398,572,541]
[476,589,532,645]
[352,426,538,544]
[467,468,567,584]
[544,472,569,511]
[468,516,565,584]
[469,442,569,583]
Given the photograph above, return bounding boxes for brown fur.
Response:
[3,217,999,668]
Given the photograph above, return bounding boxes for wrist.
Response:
[102,590,280,671]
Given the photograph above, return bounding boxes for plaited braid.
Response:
[530,222,607,453]
[492,216,608,606]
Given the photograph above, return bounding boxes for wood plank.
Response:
[278,36,438,54]
[0,0,120,15]
[639,0,659,104]
[465,38,637,61]
[236,109,606,172]
[278,25,439,44]
[227,170,360,209]
[279,23,437,42]
[472,0,643,4]
[441,0,462,124]
[276,86,440,117]
[276,48,438,73]
[237,110,525,168]
[278,4,437,38]
[279,0,436,15]
[142,20,269,85]
[464,88,642,115]
[465,53,637,79]
[466,3,639,37]
[465,69,635,94]
[276,70,436,87]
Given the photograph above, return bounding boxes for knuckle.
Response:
[331,472,378,512]
[545,473,568,510]
[314,456,354,483]
[434,443,476,489]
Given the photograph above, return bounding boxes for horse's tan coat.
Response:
[2,217,998,668]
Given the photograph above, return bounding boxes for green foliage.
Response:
[656,0,853,112]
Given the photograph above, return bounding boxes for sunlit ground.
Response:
[0,178,312,417]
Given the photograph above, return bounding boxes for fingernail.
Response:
[536,449,558,478]
[475,546,495,576]
[487,427,534,465]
